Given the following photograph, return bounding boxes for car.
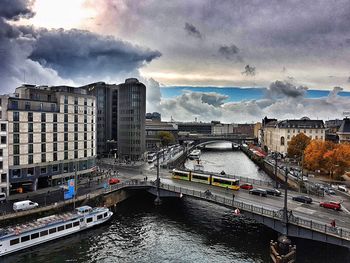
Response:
[266,188,281,196]
[292,195,313,204]
[325,188,336,195]
[338,185,348,193]
[13,200,39,212]
[320,201,341,211]
[249,188,267,197]
[108,178,120,185]
[240,183,253,190]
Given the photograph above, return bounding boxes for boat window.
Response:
[40,230,48,236]
[80,218,84,222]
[97,215,102,220]
[31,233,39,239]
[66,223,72,229]
[21,235,30,242]
[58,226,64,232]
[10,238,20,246]
[104,212,107,217]
[49,228,57,234]
[86,217,93,223]
[73,221,79,227]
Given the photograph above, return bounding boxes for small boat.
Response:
[0,205,113,257]
[189,149,201,159]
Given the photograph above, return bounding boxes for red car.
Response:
[240,183,253,190]
[320,201,341,211]
[108,178,120,185]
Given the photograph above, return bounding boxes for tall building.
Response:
[0,85,96,195]
[117,78,146,161]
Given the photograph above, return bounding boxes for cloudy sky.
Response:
[1,0,350,122]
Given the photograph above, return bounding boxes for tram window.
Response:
[58,226,64,232]
[104,212,107,217]
[49,228,57,234]
[87,217,93,223]
[21,235,30,242]
[40,230,48,236]
[66,223,72,229]
[73,221,79,227]
[10,238,19,246]
[192,175,207,180]
[31,233,39,239]
[97,215,102,220]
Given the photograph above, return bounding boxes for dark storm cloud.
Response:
[265,81,308,98]
[0,0,34,20]
[201,93,228,106]
[184,22,202,39]
[29,28,162,79]
[242,65,256,76]
[218,44,242,62]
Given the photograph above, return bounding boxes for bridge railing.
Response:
[105,180,350,241]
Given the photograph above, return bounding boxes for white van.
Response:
[13,200,39,212]
[0,193,6,203]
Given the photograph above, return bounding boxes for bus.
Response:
[147,152,157,163]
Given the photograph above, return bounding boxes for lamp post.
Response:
[74,163,78,209]
[274,151,278,188]
[154,143,162,205]
[283,167,289,225]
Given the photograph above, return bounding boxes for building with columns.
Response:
[0,84,96,195]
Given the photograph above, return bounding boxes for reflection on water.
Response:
[5,194,349,263]
[185,142,271,181]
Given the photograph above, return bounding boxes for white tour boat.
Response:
[0,205,113,257]
[189,149,201,159]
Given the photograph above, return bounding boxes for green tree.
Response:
[158,131,175,147]
[287,133,311,159]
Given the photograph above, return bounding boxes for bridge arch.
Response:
[194,140,240,148]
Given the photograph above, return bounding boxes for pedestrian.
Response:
[232,193,235,203]
[146,176,148,181]
[331,219,336,228]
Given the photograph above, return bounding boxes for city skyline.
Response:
[1,0,350,122]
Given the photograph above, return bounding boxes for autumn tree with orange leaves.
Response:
[287,133,311,159]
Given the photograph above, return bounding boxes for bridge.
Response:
[178,133,256,147]
[104,178,350,249]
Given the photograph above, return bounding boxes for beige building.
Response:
[337,117,350,143]
[262,118,325,154]
[0,85,96,195]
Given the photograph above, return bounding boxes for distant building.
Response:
[177,122,212,134]
[146,112,161,122]
[262,117,325,154]
[212,122,255,137]
[337,118,350,143]
[0,84,96,195]
[145,121,178,151]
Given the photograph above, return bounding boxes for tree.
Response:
[323,143,350,178]
[287,133,311,159]
[304,140,333,171]
[158,131,175,147]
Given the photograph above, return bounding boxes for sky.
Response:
[0,0,350,123]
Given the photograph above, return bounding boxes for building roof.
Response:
[276,119,324,129]
[338,118,350,133]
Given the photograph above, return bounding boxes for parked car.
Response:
[325,188,336,195]
[240,183,253,190]
[13,200,39,212]
[320,201,341,211]
[108,178,120,185]
[266,188,281,196]
[0,192,6,203]
[292,195,313,204]
[249,188,267,197]
[338,185,348,193]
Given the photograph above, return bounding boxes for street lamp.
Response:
[274,151,278,188]
[283,167,289,225]
[154,142,162,205]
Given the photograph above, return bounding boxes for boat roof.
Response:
[76,205,92,212]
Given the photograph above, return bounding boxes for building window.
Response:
[52,165,58,172]
[64,95,68,104]
[41,123,46,132]
[53,123,57,132]
[84,116,87,123]
[13,145,20,155]
[64,142,68,151]
[74,151,78,158]
[53,152,57,161]
[28,123,33,132]
[13,134,20,144]
[74,97,78,105]
[1,123,6,131]
[74,142,78,150]
[53,143,57,151]
[84,124,87,132]
[1,136,6,144]
[28,112,33,122]
[64,124,68,132]
[74,106,78,114]
[40,167,47,174]
[41,113,46,122]
[0,161,2,169]
[41,144,46,153]
[64,152,68,160]
[0,149,2,156]
[11,100,18,110]
[74,133,78,141]
[280,136,285,146]
[64,114,68,122]
[28,144,33,154]
[84,150,87,157]
[41,154,46,163]
[28,155,33,164]
[74,115,78,123]
[41,133,46,143]
[12,169,20,178]
[84,141,87,149]
[13,112,19,121]
[74,124,78,132]
[84,133,87,140]
[25,102,31,110]
[53,133,57,142]
[53,113,57,122]
[13,123,19,132]
[84,98,87,106]
[64,105,68,113]
[13,156,20,165]
[64,133,68,141]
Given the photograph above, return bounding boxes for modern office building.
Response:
[117,78,146,161]
[0,84,96,195]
